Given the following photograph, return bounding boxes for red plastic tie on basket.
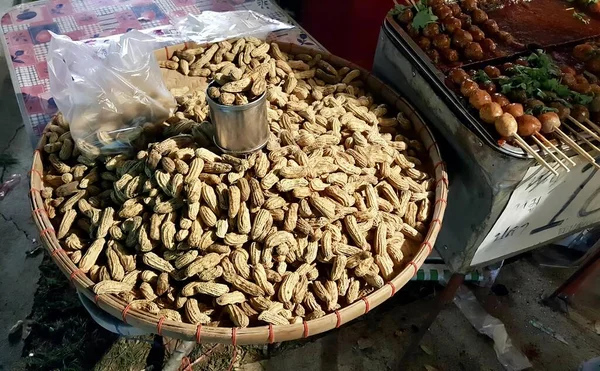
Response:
[122,303,132,324]
[434,198,447,208]
[433,161,446,172]
[408,261,418,276]
[231,327,238,346]
[32,207,48,217]
[69,269,83,281]
[422,241,433,253]
[426,141,437,153]
[268,324,274,344]
[387,281,397,296]
[94,295,100,306]
[335,310,342,328]
[302,321,309,338]
[361,297,370,313]
[435,176,449,188]
[157,317,166,336]
[51,247,64,257]
[196,324,202,343]
[28,168,43,179]
[40,227,55,237]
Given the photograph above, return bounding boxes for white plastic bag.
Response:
[175,10,293,45]
[48,30,177,154]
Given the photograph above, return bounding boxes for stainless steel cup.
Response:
[206,85,269,154]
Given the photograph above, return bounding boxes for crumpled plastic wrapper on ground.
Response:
[454,285,532,371]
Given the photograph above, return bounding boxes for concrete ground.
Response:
[0,13,45,369]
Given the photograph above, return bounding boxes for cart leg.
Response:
[162,338,196,371]
[396,273,465,367]
[543,241,600,313]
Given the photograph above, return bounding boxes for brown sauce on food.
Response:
[489,0,600,47]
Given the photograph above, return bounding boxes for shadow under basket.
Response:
[29,42,449,345]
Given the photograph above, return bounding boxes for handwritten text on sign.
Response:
[471,156,600,266]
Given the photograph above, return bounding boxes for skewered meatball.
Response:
[480,81,496,94]
[504,103,524,118]
[498,31,513,44]
[574,44,594,62]
[398,9,414,24]
[572,105,590,122]
[560,65,577,75]
[464,42,484,60]
[538,112,561,134]
[462,0,479,12]
[492,93,510,107]
[576,75,589,84]
[458,13,473,27]
[585,57,600,74]
[443,17,462,33]
[591,96,600,113]
[433,34,451,50]
[573,82,591,94]
[495,113,518,137]
[428,0,444,8]
[441,48,460,63]
[525,99,544,111]
[480,102,504,123]
[501,62,514,72]
[426,49,441,64]
[549,102,571,120]
[591,84,600,94]
[450,68,470,85]
[484,66,501,78]
[507,89,527,103]
[562,73,577,88]
[418,36,432,50]
[482,19,499,34]
[517,115,542,136]
[469,89,492,109]
[434,5,453,20]
[472,9,488,24]
[450,3,462,16]
[468,25,485,41]
[461,79,479,96]
[423,23,440,38]
[515,57,529,66]
[452,29,474,49]
[481,38,497,53]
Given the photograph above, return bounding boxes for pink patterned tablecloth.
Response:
[0,0,321,141]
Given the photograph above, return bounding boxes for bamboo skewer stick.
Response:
[563,124,600,154]
[531,135,570,171]
[583,118,600,134]
[535,133,577,166]
[513,134,559,176]
[554,128,600,167]
[567,116,600,142]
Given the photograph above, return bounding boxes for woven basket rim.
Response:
[29,41,448,344]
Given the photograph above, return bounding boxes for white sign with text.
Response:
[471,156,600,266]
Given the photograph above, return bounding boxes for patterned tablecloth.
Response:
[0,0,321,141]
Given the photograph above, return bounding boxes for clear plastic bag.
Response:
[175,10,293,45]
[47,30,177,154]
[47,11,292,155]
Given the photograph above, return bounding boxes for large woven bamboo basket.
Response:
[29,42,448,345]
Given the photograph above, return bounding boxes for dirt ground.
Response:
[2,251,598,371]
